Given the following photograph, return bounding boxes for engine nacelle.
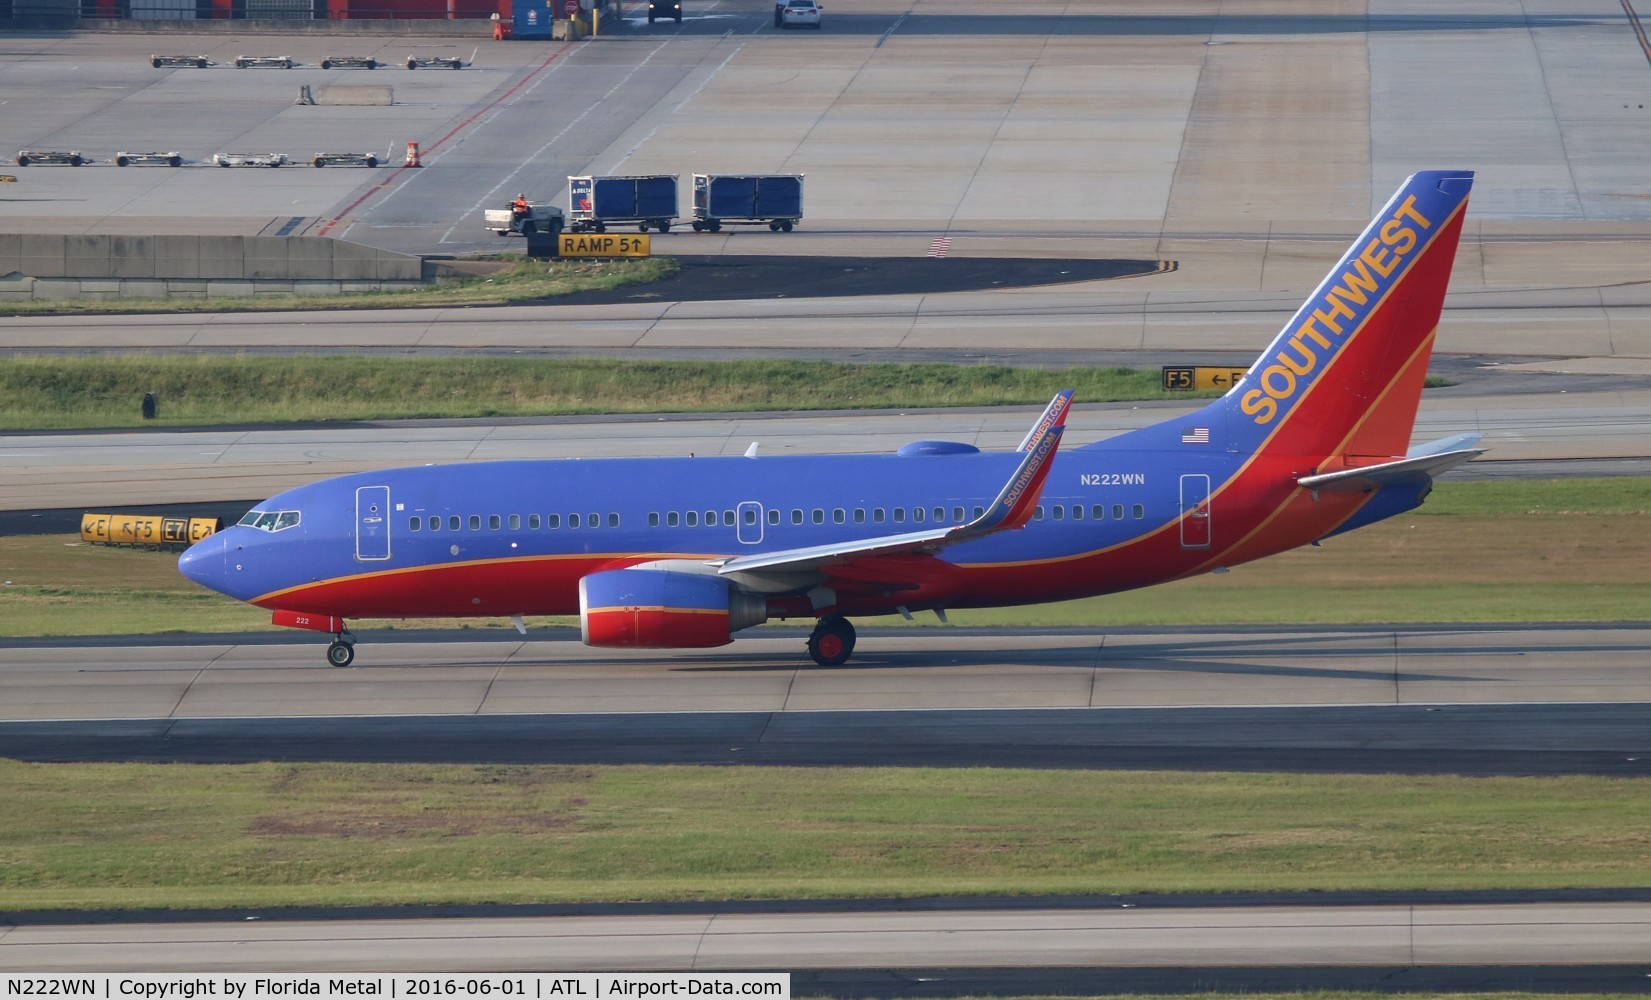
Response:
[579,568,768,649]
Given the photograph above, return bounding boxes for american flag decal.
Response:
[1181,427,1210,444]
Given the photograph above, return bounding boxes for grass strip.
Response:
[0,356,1196,431]
[1,761,1648,911]
[0,257,676,316]
[1,480,1647,637]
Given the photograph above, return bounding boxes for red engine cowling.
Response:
[579,568,768,649]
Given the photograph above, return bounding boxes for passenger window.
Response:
[833,508,845,524]
[1052,505,1064,521]
[953,506,965,522]
[892,508,905,524]
[912,507,925,523]
[704,510,717,526]
[1113,504,1125,520]
[609,513,620,528]
[1092,505,1105,520]
[812,509,824,524]
[529,514,541,530]
[469,515,481,530]
[933,507,945,523]
[489,515,502,531]
[568,513,580,529]
[792,509,803,525]
[972,506,985,519]
[1072,505,1084,520]
[723,510,735,526]
[744,508,757,525]
[649,513,660,528]
[666,512,679,527]
[873,508,885,523]
[768,509,780,525]
[1132,504,1145,519]
[449,515,460,531]
[508,514,521,531]
[854,508,866,523]
[409,516,420,531]
[548,514,561,529]
[588,513,599,528]
[687,511,699,527]
[1033,507,1044,521]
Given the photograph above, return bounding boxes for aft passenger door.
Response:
[1179,474,1211,550]
[356,485,391,561]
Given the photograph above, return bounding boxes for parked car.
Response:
[779,0,821,28]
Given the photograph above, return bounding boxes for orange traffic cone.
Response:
[405,141,422,168]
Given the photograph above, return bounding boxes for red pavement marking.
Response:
[316,45,573,238]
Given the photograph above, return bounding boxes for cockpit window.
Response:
[237,509,302,532]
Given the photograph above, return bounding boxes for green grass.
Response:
[1,762,1647,911]
[1,479,1647,636]
[0,256,677,315]
[0,356,1198,430]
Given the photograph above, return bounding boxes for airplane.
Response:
[180,169,1482,669]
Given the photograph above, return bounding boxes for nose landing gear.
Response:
[807,615,855,666]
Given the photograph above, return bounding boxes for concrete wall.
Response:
[0,234,430,301]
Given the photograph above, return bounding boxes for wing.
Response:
[713,390,1074,578]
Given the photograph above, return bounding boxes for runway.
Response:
[4,903,1651,975]
[2,626,1646,774]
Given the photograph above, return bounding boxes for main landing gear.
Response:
[326,626,357,668]
[807,615,855,666]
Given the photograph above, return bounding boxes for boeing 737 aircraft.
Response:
[181,170,1482,668]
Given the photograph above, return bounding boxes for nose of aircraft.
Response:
[177,531,230,594]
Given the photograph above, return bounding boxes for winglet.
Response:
[965,389,1073,534]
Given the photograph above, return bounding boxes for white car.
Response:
[779,0,821,28]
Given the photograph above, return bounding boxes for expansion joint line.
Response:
[690,914,717,970]
[169,645,232,719]
[1390,631,1401,705]
[1089,634,1106,707]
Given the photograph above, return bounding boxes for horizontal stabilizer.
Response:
[1298,434,1484,493]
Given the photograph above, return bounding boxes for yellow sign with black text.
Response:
[558,233,651,258]
[1162,366,1249,392]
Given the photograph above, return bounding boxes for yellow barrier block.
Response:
[81,512,220,548]
[80,512,110,544]
[1162,365,1249,392]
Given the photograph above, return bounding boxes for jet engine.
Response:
[579,568,768,649]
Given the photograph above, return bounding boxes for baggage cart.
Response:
[691,173,803,232]
[568,174,678,233]
[115,151,183,167]
[214,152,288,168]
[16,150,84,167]
[310,151,380,167]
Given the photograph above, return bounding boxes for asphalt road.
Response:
[4,903,1650,974]
[2,625,1646,775]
